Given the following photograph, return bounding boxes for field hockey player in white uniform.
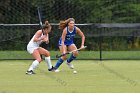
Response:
[26,20,56,75]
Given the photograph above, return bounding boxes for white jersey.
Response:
[27,33,43,54]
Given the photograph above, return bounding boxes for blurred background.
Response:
[0,0,140,60]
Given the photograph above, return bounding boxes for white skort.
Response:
[27,45,39,54]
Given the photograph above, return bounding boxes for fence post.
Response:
[99,27,103,61]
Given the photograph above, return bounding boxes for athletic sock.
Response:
[28,60,39,71]
[54,58,64,69]
[45,56,52,69]
[67,54,76,63]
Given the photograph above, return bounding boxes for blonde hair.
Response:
[43,20,51,30]
[59,18,75,30]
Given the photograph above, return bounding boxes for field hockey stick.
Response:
[56,46,87,58]
[37,7,44,35]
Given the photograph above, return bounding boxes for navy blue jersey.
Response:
[58,26,76,46]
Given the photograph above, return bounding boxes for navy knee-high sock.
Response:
[67,54,76,63]
[54,58,64,69]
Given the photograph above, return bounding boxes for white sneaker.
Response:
[52,67,60,72]
[66,62,74,69]
[54,69,60,72]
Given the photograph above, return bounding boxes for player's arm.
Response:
[61,28,67,54]
[42,25,51,44]
[33,30,45,42]
[43,34,49,44]
[47,25,52,32]
[76,27,85,48]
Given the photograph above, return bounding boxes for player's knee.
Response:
[44,51,50,57]
[62,55,67,60]
[37,58,42,62]
[46,51,50,56]
[73,51,79,56]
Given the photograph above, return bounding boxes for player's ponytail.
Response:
[45,21,49,25]
[59,20,67,30]
[59,18,75,30]
[43,20,51,30]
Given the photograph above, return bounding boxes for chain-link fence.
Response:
[0,0,93,24]
[0,0,140,60]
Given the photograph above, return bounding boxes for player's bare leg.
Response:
[26,49,41,75]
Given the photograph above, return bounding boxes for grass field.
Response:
[0,60,140,93]
[1,51,140,59]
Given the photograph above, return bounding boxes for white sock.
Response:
[28,60,39,71]
[45,56,52,69]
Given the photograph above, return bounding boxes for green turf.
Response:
[1,51,140,59]
[0,60,139,93]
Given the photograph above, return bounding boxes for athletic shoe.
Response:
[48,66,54,71]
[26,70,36,75]
[51,67,60,72]
[66,62,74,69]
[53,69,60,72]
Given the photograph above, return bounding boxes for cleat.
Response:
[66,62,74,69]
[48,66,54,71]
[26,70,36,75]
[53,69,60,72]
[52,67,60,72]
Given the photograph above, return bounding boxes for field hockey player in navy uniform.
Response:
[54,18,85,71]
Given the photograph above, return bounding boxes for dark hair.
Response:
[59,18,75,30]
[43,20,51,29]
